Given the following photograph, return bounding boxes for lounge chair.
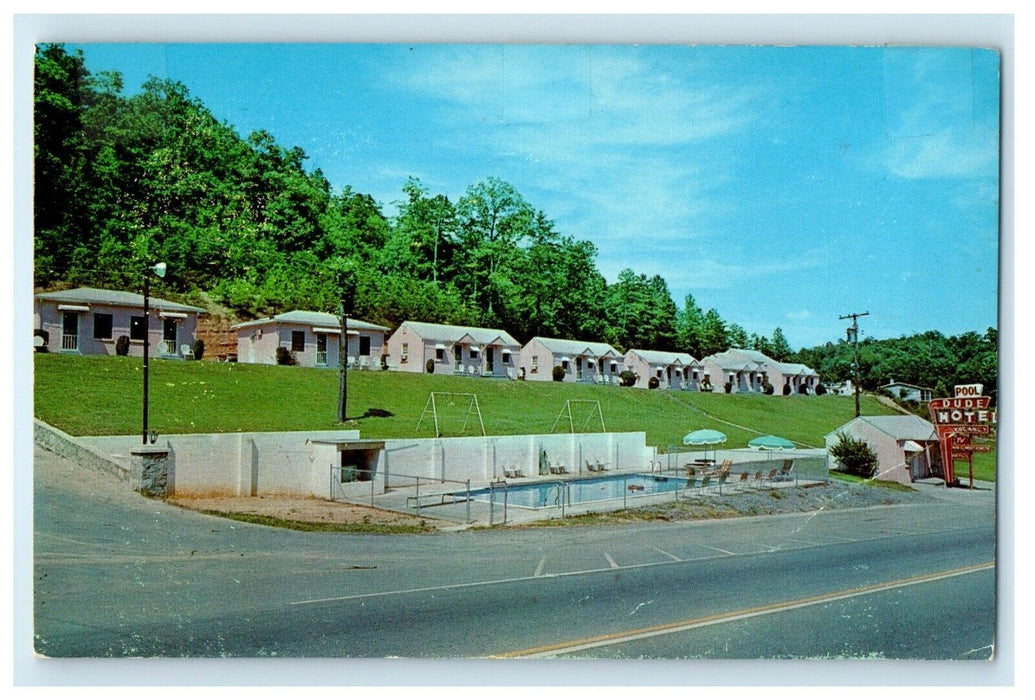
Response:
[596,460,609,472]
[685,466,697,478]
[585,460,599,472]
[502,467,516,478]
[763,468,778,485]
[777,460,795,482]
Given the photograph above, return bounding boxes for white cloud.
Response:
[786,310,812,320]
[882,130,999,180]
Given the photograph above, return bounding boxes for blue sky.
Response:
[70,42,1000,349]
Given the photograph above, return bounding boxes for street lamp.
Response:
[142,261,167,444]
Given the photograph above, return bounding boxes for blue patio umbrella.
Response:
[683,429,727,462]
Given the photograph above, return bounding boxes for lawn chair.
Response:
[358,357,369,370]
[750,470,763,488]
[777,460,795,482]
[685,466,697,478]
[763,468,778,485]
[585,460,599,472]
[596,460,609,472]
[347,355,356,368]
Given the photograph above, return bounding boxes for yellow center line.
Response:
[491,561,995,658]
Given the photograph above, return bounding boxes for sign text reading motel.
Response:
[928,384,996,488]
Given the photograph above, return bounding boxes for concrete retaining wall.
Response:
[77,429,361,498]
[44,425,652,500]
[34,419,131,482]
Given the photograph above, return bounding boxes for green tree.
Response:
[829,433,879,479]
[770,327,793,361]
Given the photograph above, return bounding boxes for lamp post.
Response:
[143,261,167,444]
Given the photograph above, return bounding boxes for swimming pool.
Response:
[463,473,692,510]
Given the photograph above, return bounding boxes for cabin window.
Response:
[129,316,146,341]
[401,343,409,363]
[359,335,371,356]
[291,331,305,352]
[435,348,445,361]
[531,356,539,373]
[93,313,113,340]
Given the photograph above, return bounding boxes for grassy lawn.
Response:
[955,438,997,482]
[35,354,902,450]
[828,470,918,491]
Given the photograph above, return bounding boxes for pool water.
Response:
[464,473,692,509]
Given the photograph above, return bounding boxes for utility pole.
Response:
[839,311,869,417]
[336,266,357,424]
[338,298,348,423]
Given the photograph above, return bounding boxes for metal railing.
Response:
[160,340,177,355]
[61,333,77,350]
[330,465,474,523]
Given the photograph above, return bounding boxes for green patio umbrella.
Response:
[748,435,796,451]
[683,429,727,462]
[748,435,796,464]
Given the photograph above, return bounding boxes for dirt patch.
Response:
[168,495,446,530]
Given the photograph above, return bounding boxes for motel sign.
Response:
[928,385,996,488]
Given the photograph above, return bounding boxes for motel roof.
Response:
[528,336,622,358]
[626,349,701,367]
[34,287,205,313]
[231,310,389,332]
[399,321,521,348]
[826,415,938,442]
[704,348,817,376]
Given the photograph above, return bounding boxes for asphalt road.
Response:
[32,447,997,663]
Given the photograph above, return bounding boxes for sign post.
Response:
[928,385,996,488]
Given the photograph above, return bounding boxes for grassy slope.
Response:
[35,354,904,451]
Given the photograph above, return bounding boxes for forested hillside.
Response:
[33,43,998,396]
[792,329,998,402]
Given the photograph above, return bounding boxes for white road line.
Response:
[693,542,739,555]
[651,547,682,562]
[289,524,992,606]
[603,552,619,569]
[498,562,996,658]
[534,557,548,577]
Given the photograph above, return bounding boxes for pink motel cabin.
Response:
[384,321,522,378]
[623,349,705,390]
[232,310,389,368]
[699,348,820,395]
[825,415,940,485]
[34,287,204,358]
[520,337,624,384]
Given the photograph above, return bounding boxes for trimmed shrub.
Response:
[552,365,566,382]
[815,383,827,396]
[829,432,879,479]
[724,382,733,394]
[798,383,809,395]
[276,347,298,366]
[618,370,638,387]
[782,383,792,396]
[34,329,49,352]
[192,339,205,361]
[425,358,435,374]
[763,382,775,395]
[115,335,130,356]
[648,376,660,389]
